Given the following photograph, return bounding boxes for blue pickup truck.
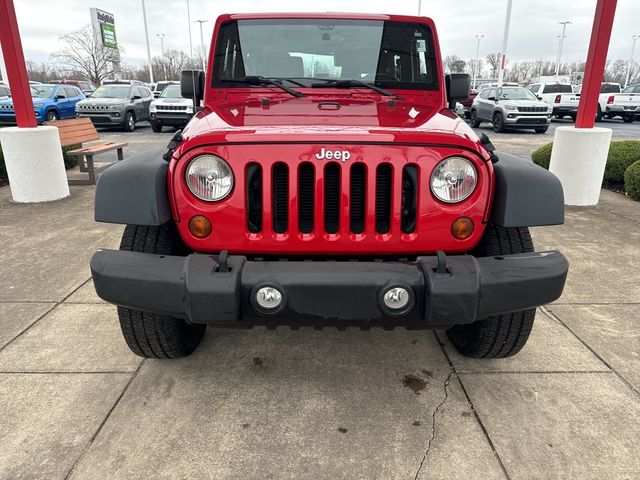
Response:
[0,84,85,124]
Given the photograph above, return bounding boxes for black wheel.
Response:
[535,127,549,134]
[46,110,59,121]
[623,114,634,123]
[446,224,536,358]
[595,105,603,122]
[150,120,163,132]
[117,223,206,358]
[554,114,564,119]
[492,112,505,133]
[123,111,136,132]
[469,109,481,128]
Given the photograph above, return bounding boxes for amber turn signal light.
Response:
[451,217,474,240]
[189,215,212,238]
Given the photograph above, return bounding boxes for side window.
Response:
[479,89,489,99]
[143,87,152,97]
[65,87,78,97]
[0,86,9,96]
[56,87,67,98]
[488,88,496,99]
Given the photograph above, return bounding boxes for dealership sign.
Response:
[90,8,118,49]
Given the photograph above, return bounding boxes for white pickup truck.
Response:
[574,83,640,123]
[527,83,580,120]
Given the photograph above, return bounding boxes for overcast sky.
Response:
[11,0,640,68]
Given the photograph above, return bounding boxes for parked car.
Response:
[527,82,580,120]
[149,83,195,132]
[103,79,145,86]
[90,12,567,361]
[0,84,85,124]
[75,83,153,131]
[152,81,180,98]
[470,86,551,133]
[50,79,96,97]
[574,83,640,122]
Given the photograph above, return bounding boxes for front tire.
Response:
[446,224,536,358]
[535,127,549,134]
[117,224,206,358]
[469,109,481,128]
[492,112,505,133]
[46,110,59,122]
[623,114,634,123]
[150,120,163,132]
[596,105,603,122]
[123,111,136,132]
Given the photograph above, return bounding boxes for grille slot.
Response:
[350,163,366,234]
[324,163,341,234]
[298,163,315,234]
[401,165,418,234]
[517,106,547,113]
[246,163,262,233]
[272,163,289,234]
[375,164,392,234]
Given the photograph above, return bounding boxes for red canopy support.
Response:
[575,0,618,128]
[0,0,36,128]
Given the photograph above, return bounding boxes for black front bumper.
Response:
[90,250,568,328]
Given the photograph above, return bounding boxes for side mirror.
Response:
[132,95,142,100]
[488,96,497,101]
[181,69,205,104]
[537,95,543,100]
[445,73,470,109]
[56,94,65,99]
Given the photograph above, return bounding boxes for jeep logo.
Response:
[315,148,351,162]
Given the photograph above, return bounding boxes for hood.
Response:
[152,97,192,106]
[77,97,127,106]
[499,99,550,108]
[177,93,486,156]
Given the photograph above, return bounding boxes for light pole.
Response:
[497,0,513,88]
[624,34,639,88]
[156,34,166,80]
[554,21,572,80]
[141,0,154,84]
[156,33,166,56]
[186,0,193,59]
[418,0,422,15]
[473,34,484,89]
[194,20,208,71]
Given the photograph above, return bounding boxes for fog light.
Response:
[189,215,212,238]
[383,287,410,310]
[256,287,282,310]
[451,217,474,240]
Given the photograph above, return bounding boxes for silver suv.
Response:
[470,86,552,133]
[75,83,153,131]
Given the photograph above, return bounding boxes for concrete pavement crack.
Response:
[413,371,453,480]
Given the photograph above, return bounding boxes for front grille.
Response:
[516,118,547,124]
[245,160,419,237]
[156,105,188,111]
[82,104,112,111]
[0,104,14,110]
[517,106,547,113]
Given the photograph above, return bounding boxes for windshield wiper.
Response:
[309,78,402,99]
[220,76,304,98]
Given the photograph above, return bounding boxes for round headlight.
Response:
[186,155,234,201]
[430,157,477,203]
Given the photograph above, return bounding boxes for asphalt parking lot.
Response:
[1,119,639,479]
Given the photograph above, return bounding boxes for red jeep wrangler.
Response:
[91,13,568,359]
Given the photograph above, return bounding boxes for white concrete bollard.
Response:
[0,126,69,203]
[549,126,612,206]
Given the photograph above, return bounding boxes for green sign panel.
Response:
[100,23,118,49]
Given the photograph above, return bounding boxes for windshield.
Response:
[499,88,538,101]
[213,19,439,91]
[160,85,182,98]
[91,85,131,98]
[155,82,174,92]
[31,86,54,98]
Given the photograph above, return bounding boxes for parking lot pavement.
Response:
[0,127,639,479]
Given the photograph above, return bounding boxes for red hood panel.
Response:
[176,94,488,159]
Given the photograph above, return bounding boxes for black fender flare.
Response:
[94,149,171,225]
[490,152,565,227]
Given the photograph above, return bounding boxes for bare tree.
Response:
[152,50,198,81]
[26,60,64,83]
[486,52,501,78]
[51,25,120,86]
[467,58,484,80]
[444,55,466,73]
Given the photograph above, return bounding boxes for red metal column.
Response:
[0,0,36,128]
[575,0,618,128]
